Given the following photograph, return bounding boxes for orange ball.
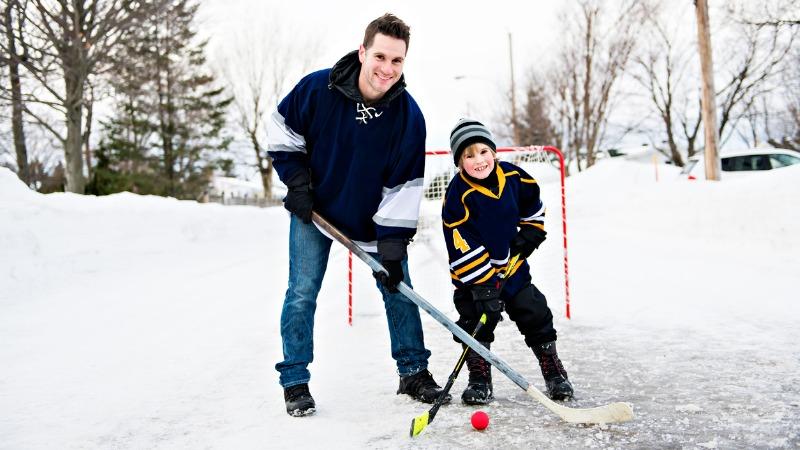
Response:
[471,410,490,430]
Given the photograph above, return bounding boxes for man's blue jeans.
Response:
[275,215,432,388]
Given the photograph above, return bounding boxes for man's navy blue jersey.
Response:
[267,52,426,251]
[441,161,545,296]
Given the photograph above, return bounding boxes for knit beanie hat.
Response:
[449,118,497,165]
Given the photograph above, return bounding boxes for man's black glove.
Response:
[510,226,547,260]
[373,239,408,293]
[470,283,503,322]
[283,170,313,224]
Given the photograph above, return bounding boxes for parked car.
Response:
[680,148,800,179]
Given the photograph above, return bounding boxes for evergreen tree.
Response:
[518,76,558,147]
[91,0,232,199]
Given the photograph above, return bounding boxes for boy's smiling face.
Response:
[460,143,496,179]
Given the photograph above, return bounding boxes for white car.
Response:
[680,148,800,179]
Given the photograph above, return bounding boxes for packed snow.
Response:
[1,160,798,449]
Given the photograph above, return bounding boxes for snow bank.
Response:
[1,161,798,449]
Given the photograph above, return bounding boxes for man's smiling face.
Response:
[358,33,406,103]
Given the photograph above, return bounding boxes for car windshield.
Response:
[770,153,800,168]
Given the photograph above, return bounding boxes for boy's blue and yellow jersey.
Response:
[441,161,545,295]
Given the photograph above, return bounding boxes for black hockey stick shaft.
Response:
[413,254,520,435]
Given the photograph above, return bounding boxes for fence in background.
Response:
[202,192,282,208]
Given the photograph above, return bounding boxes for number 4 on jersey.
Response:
[452,229,470,253]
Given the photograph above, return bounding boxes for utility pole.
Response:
[508,32,520,146]
[694,0,721,180]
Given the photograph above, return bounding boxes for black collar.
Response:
[328,50,407,107]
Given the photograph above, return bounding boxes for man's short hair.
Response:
[363,13,411,51]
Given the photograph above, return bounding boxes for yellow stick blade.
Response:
[409,411,430,437]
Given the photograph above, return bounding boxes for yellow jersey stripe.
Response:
[520,222,545,231]
[475,268,496,284]
[453,253,489,276]
[443,188,477,228]
[505,170,537,184]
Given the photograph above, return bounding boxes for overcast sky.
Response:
[199,0,561,150]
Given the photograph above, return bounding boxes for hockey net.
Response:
[412,146,571,319]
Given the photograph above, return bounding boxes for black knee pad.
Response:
[505,284,557,346]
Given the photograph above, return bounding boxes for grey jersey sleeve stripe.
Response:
[372,177,424,230]
[267,110,306,153]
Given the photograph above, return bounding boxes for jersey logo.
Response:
[452,229,470,253]
[356,103,383,124]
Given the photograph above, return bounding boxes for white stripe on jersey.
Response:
[267,110,306,152]
[460,263,492,283]
[521,202,545,221]
[450,246,486,269]
[372,178,423,229]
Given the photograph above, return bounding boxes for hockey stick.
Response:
[311,211,634,425]
[410,254,521,437]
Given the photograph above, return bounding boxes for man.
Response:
[267,13,448,417]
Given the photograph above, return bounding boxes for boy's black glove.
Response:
[284,170,313,224]
[510,226,547,260]
[470,283,503,322]
[373,239,408,293]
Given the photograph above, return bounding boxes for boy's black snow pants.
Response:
[453,283,557,347]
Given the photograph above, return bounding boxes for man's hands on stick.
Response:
[284,170,313,224]
[374,239,408,293]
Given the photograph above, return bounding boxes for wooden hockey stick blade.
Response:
[525,386,634,424]
[311,212,635,425]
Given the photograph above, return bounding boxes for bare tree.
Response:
[715,21,798,146]
[0,0,31,185]
[767,48,800,150]
[215,18,321,197]
[630,1,796,164]
[547,0,646,172]
[631,3,695,166]
[515,72,558,147]
[674,94,703,158]
[15,0,161,193]
[726,0,800,29]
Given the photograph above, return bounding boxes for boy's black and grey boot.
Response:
[284,383,316,417]
[461,343,493,405]
[532,341,574,400]
[398,369,451,404]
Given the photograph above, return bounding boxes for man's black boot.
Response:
[398,369,451,404]
[461,342,493,405]
[532,341,574,400]
[284,383,316,417]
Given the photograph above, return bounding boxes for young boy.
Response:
[441,118,574,404]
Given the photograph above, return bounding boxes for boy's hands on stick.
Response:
[510,227,547,260]
[471,284,503,322]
